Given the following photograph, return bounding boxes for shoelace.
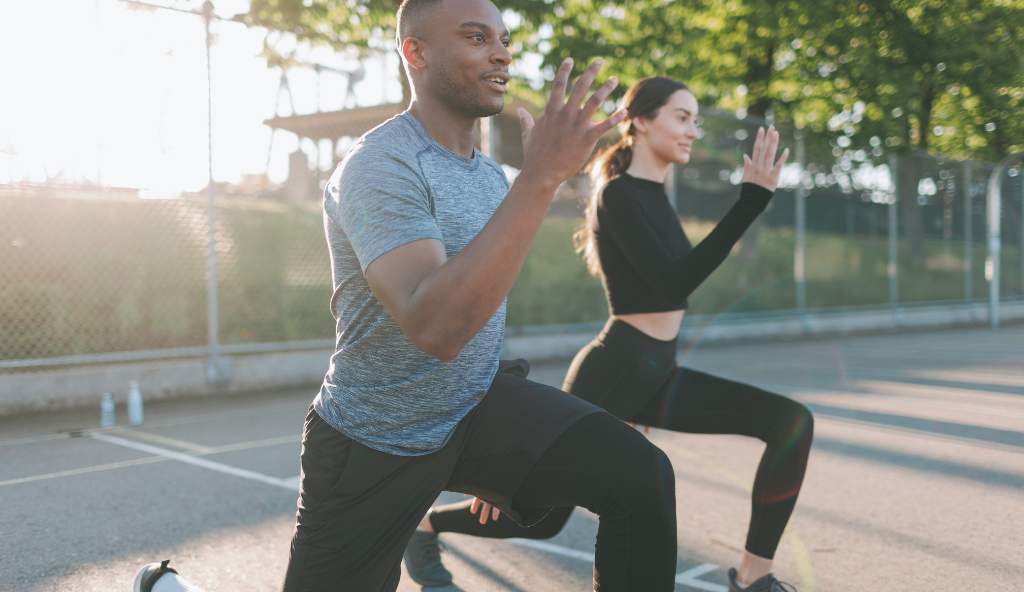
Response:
[771,578,798,592]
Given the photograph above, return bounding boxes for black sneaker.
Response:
[728,567,797,592]
[132,559,201,592]
[403,530,454,587]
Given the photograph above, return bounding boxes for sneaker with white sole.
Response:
[728,567,797,592]
[133,559,202,592]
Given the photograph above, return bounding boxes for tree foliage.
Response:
[244,0,1024,162]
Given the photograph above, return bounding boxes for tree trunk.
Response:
[738,42,775,266]
[899,82,938,265]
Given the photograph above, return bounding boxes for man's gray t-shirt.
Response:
[313,111,509,456]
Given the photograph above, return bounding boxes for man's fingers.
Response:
[743,153,753,169]
[545,58,574,114]
[518,107,535,141]
[491,507,501,522]
[588,107,628,139]
[581,75,619,121]
[566,59,604,111]
[470,498,481,514]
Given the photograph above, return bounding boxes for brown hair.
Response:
[573,76,690,276]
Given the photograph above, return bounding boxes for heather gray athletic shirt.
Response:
[313,111,509,456]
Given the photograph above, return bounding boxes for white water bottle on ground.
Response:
[127,380,144,426]
[100,392,115,428]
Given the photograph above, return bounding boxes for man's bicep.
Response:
[364,238,447,325]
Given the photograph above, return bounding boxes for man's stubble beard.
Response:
[432,61,504,119]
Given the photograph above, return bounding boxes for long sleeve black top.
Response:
[594,173,773,313]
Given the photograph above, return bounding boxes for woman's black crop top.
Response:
[594,173,773,314]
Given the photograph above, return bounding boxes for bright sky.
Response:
[0,0,403,194]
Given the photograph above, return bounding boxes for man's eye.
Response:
[501,38,511,47]
[470,34,485,43]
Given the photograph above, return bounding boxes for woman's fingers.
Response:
[774,147,790,176]
[766,127,780,168]
[751,127,765,166]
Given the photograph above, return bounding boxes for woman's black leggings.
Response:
[430,319,814,560]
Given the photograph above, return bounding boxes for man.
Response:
[135,1,679,590]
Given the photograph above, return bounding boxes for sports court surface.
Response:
[2,325,1022,591]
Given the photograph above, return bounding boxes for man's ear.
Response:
[401,37,427,72]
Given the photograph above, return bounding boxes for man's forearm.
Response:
[407,173,559,359]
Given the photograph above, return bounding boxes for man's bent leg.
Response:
[516,412,677,591]
[449,376,677,592]
[283,407,459,592]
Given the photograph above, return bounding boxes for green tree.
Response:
[799,0,1024,259]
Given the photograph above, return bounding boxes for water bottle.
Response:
[100,392,116,428]
[127,380,144,426]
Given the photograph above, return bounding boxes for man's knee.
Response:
[610,430,675,510]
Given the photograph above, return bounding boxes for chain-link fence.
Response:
[506,110,1024,327]
[2,1,1021,376]
[2,120,1021,375]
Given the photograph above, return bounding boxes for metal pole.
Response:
[794,132,807,313]
[963,162,973,302]
[888,155,900,316]
[1020,172,1023,296]
[986,164,1003,328]
[202,0,226,383]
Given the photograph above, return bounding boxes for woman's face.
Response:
[635,89,701,165]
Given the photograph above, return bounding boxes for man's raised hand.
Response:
[518,58,626,191]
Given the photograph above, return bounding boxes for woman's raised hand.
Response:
[741,126,789,192]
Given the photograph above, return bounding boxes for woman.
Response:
[406,77,813,592]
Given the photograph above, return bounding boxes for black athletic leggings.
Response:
[431,319,814,560]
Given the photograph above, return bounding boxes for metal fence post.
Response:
[794,132,807,313]
[202,1,228,384]
[888,155,900,316]
[986,164,1003,328]
[962,161,973,303]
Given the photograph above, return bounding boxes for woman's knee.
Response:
[769,399,814,451]
[792,401,814,443]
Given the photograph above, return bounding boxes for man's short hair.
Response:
[396,0,444,43]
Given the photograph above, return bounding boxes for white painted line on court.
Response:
[0,456,168,488]
[506,539,724,591]
[507,538,595,563]
[1,432,300,489]
[674,563,727,591]
[0,432,71,447]
[88,432,727,591]
[209,434,299,454]
[90,432,297,491]
[110,427,215,454]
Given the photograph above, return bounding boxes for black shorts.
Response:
[283,361,604,592]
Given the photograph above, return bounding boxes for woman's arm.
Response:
[602,126,788,302]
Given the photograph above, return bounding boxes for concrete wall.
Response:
[2,301,1022,416]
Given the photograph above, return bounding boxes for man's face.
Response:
[418,0,511,118]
